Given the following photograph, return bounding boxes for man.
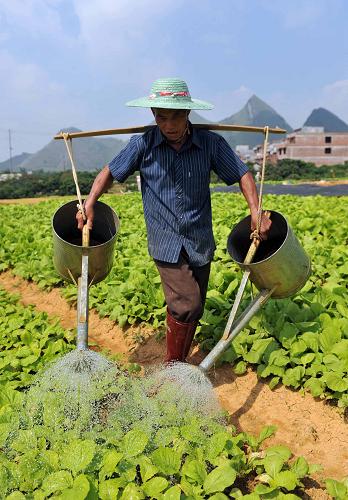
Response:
[77,78,271,363]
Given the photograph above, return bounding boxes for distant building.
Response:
[0,172,23,182]
[255,127,348,166]
[253,143,278,165]
[0,171,32,182]
[235,145,256,162]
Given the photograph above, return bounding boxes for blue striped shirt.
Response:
[108,124,249,266]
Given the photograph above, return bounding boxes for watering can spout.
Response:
[199,288,274,372]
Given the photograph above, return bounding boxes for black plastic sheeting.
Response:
[212,183,348,197]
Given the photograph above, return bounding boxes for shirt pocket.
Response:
[182,159,211,205]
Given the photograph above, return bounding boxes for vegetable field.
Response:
[0,192,348,498]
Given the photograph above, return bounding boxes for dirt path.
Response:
[0,196,74,205]
[0,271,345,496]
[0,271,134,362]
[302,179,348,186]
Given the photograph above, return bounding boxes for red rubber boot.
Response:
[165,309,198,363]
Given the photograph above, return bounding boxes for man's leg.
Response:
[155,250,211,362]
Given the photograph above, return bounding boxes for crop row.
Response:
[0,288,74,389]
[0,287,342,498]
[0,193,348,408]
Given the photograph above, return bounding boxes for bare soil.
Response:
[0,196,74,205]
[1,271,346,498]
[302,179,348,186]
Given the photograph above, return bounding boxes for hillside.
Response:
[189,110,213,124]
[219,95,293,148]
[17,128,126,172]
[303,107,348,132]
[3,98,348,170]
[0,152,32,172]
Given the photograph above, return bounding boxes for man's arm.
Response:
[76,134,144,230]
[76,165,113,230]
[210,136,271,239]
[239,171,271,240]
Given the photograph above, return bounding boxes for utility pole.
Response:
[8,129,13,172]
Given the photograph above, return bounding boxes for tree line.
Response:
[0,160,347,199]
[262,159,348,181]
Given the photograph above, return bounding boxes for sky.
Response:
[0,0,347,161]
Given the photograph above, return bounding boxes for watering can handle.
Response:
[244,210,271,265]
[82,224,90,247]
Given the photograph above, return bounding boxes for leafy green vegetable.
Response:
[203,463,237,494]
[2,194,348,407]
[151,447,181,475]
[41,470,74,495]
[325,478,348,499]
[122,428,149,458]
[1,195,348,497]
[60,439,96,475]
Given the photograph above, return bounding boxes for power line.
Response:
[8,129,13,172]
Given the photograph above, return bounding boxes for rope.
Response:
[250,125,269,240]
[61,132,86,221]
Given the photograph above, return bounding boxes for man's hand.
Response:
[76,199,94,231]
[239,172,272,240]
[76,165,114,231]
[251,210,272,241]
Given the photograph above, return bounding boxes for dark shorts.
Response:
[154,249,211,323]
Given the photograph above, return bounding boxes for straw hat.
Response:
[126,78,214,110]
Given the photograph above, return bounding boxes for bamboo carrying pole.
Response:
[54,123,286,140]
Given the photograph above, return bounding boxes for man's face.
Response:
[152,108,189,142]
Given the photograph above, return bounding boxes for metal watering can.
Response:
[52,200,120,350]
[199,210,311,373]
[52,200,120,285]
